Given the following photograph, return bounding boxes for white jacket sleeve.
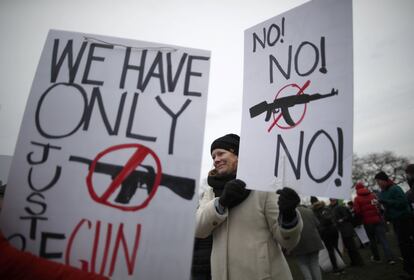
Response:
[195,188,227,238]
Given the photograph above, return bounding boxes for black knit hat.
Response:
[374,171,389,181]
[210,134,240,155]
[310,196,319,204]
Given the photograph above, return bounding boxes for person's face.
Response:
[329,198,337,205]
[376,179,387,190]
[211,148,238,176]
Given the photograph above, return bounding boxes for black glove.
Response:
[276,187,300,223]
[219,179,250,209]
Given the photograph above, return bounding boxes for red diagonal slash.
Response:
[267,80,311,132]
[100,147,150,201]
[86,143,162,211]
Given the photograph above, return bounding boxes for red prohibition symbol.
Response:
[86,143,162,211]
[268,80,310,132]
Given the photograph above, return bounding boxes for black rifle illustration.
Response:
[249,88,338,126]
[69,155,195,203]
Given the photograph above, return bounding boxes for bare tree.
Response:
[352,151,410,190]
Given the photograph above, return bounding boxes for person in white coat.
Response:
[195,133,303,280]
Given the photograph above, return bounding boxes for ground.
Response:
[286,224,408,280]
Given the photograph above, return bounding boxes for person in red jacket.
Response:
[0,231,109,280]
[353,182,395,264]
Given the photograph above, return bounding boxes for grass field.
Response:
[286,225,409,280]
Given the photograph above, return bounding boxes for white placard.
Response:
[238,0,353,199]
[0,30,210,280]
[354,225,370,244]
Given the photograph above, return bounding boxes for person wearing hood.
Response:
[195,134,303,280]
[375,171,414,279]
[353,182,395,264]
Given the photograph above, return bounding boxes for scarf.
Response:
[207,171,236,197]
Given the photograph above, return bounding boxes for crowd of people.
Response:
[192,133,414,280]
[0,133,413,280]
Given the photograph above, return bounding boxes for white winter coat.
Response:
[196,186,303,280]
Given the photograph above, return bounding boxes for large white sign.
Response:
[0,30,210,279]
[238,0,353,199]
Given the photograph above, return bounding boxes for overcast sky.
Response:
[0,0,413,179]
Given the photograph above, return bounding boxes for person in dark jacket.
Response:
[405,164,414,212]
[329,198,364,267]
[353,182,395,264]
[376,171,414,278]
[311,199,343,274]
[290,205,324,280]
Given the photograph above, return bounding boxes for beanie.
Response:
[374,171,389,181]
[310,196,319,204]
[406,164,414,175]
[355,182,365,190]
[210,134,240,155]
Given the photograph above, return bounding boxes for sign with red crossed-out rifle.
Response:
[238,0,353,200]
[0,29,210,280]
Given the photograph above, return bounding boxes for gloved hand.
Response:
[276,187,300,223]
[219,179,250,209]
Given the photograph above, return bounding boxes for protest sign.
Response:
[0,30,210,279]
[238,0,353,199]
[0,155,12,187]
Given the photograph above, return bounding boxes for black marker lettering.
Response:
[82,87,127,135]
[82,43,114,85]
[126,92,157,142]
[27,142,62,165]
[156,96,192,154]
[184,55,210,97]
[51,39,88,83]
